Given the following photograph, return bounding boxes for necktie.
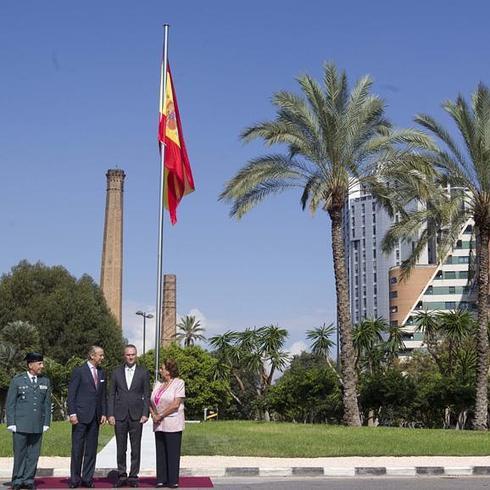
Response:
[32,376,37,385]
[92,367,98,387]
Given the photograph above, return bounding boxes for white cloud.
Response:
[121,300,156,355]
[288,340,308,356]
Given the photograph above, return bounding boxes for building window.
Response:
[362,227,366,237]
[373,225,376,235]
[456,240,462,248]
[373,249,376,258]
[355,276,359,286]
[459,271,468,279]
[373,214,376,223]
[445,301,457,309]
[449,286,455,294]
[390,320,398,327]
[390,306,398,313]
[372,202,376,211]
[390,291,398,299]
[458,256,469,264]
[390,277,397,284]
[445,271,456,279]
[425,285,433,295]
[373,273,377,283]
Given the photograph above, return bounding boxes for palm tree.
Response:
[220,63,427,426]
[384,323,405,365]
[176,315,206,347]
[352,317,385,374]
[306,322,340,377]
[383,83,490,429]
[414,310,441,362]
[437,309,475,374]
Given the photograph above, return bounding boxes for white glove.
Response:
[7,425,16,432]
[43,426,49,432]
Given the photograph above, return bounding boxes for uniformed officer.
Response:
[6,352,52,490]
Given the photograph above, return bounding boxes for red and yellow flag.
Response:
[158,64,195,224]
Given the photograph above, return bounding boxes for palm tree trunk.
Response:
[474,228,489,430]
[330,207,361,426]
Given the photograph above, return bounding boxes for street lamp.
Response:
[136,311,154,355]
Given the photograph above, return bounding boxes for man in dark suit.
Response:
[108,345,150,488]
[67,346,107,488]
[6,352,52,490]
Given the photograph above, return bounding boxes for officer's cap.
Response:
[25,352,43,363]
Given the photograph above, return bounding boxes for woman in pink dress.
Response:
[150,359,185,489]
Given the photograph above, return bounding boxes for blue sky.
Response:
[1,1,489,355]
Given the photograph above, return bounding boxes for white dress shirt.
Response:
[125,365,135,389]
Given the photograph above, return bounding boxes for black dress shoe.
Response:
[23,485,36,490]
[168,485,179,489]
[68,483,79,489]
[81,482,95,488]
[128,481,139,488]
[113,479,127,488]
[11,484,22,490]
[155,484,165,488]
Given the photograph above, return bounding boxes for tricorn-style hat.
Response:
[25,352,43,363]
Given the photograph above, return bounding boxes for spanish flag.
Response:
[158,64,195,224]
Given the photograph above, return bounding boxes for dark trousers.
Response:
[115,418,143,479]
[154,431,182,486]
[11,432,42,486]
[70,418,100,485]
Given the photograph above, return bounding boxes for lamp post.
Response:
[136,311,154,355]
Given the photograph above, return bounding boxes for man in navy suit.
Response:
[67,346,107,488]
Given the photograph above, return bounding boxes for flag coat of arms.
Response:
[158,65,195,224]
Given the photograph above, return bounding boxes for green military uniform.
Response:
[6,371,52,488]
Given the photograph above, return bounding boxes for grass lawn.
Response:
[2,421,490,457]
[181,421,490,457]
[0,422,114,457]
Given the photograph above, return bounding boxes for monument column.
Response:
[100,169,125,326]
[162,274,176,346]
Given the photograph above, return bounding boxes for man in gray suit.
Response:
[108,345,150,488]
[6,352,52,490]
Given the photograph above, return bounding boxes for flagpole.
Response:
[154,23,170,381]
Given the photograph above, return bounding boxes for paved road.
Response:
[212,476,490,489]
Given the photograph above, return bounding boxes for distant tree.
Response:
[267,352,342,423]
[140,344,231,419]
[0,260,124,368]
[176,315,206,347]
[0,320,40,418]
[352,318,385,374]
[209,325,289,421]
[306,323,341,382]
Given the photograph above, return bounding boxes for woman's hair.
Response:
[164,359,179,378]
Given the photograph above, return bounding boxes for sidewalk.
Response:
[1,423,490,479]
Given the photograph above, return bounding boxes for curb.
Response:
[1,466,490,479]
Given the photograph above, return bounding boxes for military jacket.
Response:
[6,373,52,433]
